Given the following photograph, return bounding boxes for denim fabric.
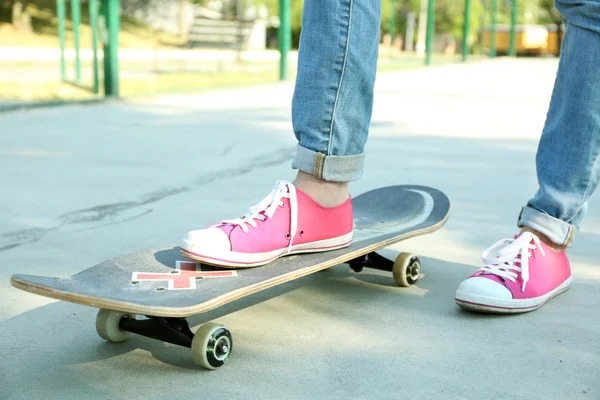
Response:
[291,0,381,182]
[289,0,600,246]
[519,0,600,246]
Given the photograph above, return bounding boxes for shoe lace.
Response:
[479,232,545,292]
[220,180,298,253]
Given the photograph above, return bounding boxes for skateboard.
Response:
[11,185,450,370]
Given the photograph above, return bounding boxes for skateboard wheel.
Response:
[192,322,233,370]
[392,253,421,287]
[95,309,136,343]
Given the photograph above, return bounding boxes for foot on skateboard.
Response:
[180,180,354,268]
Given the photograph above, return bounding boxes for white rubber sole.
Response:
[180,231,353,268]
[455,276,572,314]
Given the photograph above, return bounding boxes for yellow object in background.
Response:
[482,24,563,56]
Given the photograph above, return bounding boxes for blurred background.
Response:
[0,0,564,111]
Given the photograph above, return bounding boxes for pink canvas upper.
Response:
[471,234,571,300]
[212,187,353,254]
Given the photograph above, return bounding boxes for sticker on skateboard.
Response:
[131,260,238,291]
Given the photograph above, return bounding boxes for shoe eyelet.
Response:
[285,233,291,239]
[299,230,304,237]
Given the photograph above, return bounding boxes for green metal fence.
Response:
[481,0,517,58]
[53,0,517,101]
[57,0,119,97]
[278,0,291,80]
[387,0,518,65]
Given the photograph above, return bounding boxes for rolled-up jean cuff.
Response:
[291,144,364,182]
[518,206,576,246]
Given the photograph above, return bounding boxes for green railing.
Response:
[278,0,291,80]
[56,0,119,97]
[486,0,517,58]
[53,0,519,102]
[423,0,517,63]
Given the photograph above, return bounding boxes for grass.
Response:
[119,68,292,97]
[0,1,483,107]
[0,62,298,104]
[0,80,94,102]
[0,0,184,49]
[0,51,486,107]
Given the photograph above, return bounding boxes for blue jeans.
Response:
[291,0,381,182]
[290,0,600,247]
[518,0,600,246]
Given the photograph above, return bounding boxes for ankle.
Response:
[520,226,566,252]
[293,171,349,208]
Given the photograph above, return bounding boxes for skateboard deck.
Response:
[12,185,450,317]
[11,185,450,369]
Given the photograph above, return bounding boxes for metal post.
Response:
[490,0,497,57]
[462,0,471,61]
[278,0,291,80]
[102,0,120,96]
[425,0,436,65]
[56,0,66,81]
[509,0,517,56]
[71,0,81,84]
[89,0,99,94]
[389,0,396,53]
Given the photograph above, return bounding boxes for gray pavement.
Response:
[1,58,598,399]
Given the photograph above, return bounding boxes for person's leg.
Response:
[181,0,381,267]
[519,2,600,248]
[456,0,600,313]
[291,0,381,207]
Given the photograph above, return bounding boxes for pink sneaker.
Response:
[180,181,353,268]
[455,232,572,313]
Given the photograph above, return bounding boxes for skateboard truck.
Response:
[119,316,195,348]
[347,251,422,287]
[96,309,232,370]
[120,317,230,363]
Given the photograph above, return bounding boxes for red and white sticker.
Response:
[131,260,238,290]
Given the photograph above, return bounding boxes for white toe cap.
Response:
[181,228,231,254]
[456,276,512,299]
